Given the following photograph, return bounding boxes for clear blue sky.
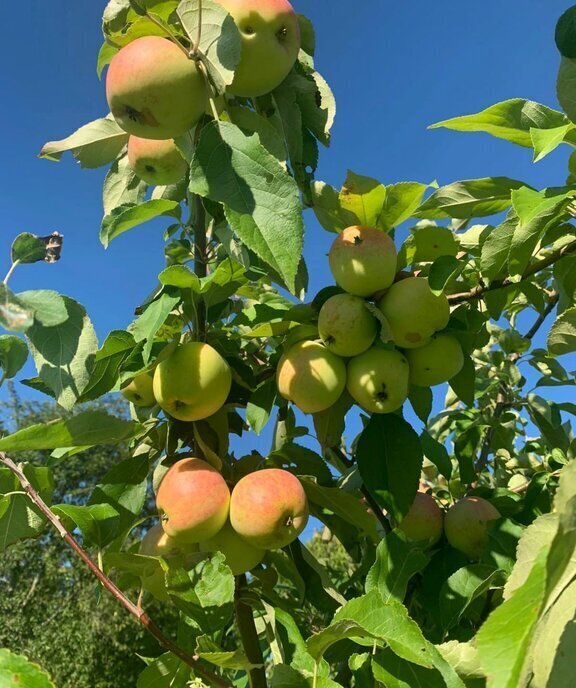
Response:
[1,1,573,455]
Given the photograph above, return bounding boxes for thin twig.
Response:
[3,260,20,286]
[510,291,559,363]
[234,574,267,688]
[144,12,191,58]
[448,240,576,304]
[0,452,231,688]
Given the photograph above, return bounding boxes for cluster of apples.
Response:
[277,226,465,416]
[139,458,309,593]
[399,491,501,559]
[105,0,301,185]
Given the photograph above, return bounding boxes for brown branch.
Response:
[329,446,391,533]
[0,452,231,688]
[234,574,267,688]
[448,240,576,304]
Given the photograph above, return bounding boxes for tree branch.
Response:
[448,240,576,304]
[0,452,232,688]
[234,574,267,688]
[329,446,391,533]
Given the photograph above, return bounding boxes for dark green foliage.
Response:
[556,5,576,58]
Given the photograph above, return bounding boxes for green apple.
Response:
[156,458,231,543]
[328,226,397,297]
[398,492,444,545]
[276,340,346,414]
[406,334,464,387]
[106,36,207,139]
[346,347,409,414]
[444,497,500,559]
[217,0,301,97]
[127,136,188,186]
[318,294,377,357]
[199,521,264,575]
[378,277,450,349]
[120,372,155,407]
[153,342,232,421]
[230,469,309,549]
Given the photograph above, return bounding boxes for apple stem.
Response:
[234,574,268,687]
[3,259,20,286]
[0,451,233,688]
[143,10,191,60]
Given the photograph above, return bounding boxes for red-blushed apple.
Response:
[378,277,450,349]
[398,492,444,545]
[120,372,155,407]
[318,293,377,357]
[230,469,309,549]
[106,36,207,139]
[199,521,264,575]
[216,0,300,97]
[153,342,232,421]
[156,458,230,543]
[127,136,188,186]
[444,496,501,559]
[406,334,464,387]
[328,226,397,297]
[276,340,346,414]
[346,347,409,414]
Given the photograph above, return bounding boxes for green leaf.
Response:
[428,255,463,295]
[11,233,49,264]
[439,564,504,630]
[78,330,137,402]
[100,199,181,247]
[103,153,147,215]
[372,649,446,688]
[310,181,357,233]
[18,290,69,326]
[338,171,387,226]
[130,293,180,362]
[195,635,259,670]
[430,99,569,147]
[415,178,526,220]
[25,296,98,410]
[0,649,56,688]
[480,213,518,281]
[246,379,277,435]
[0,284,34,332]
[557,56,576,124]
[408,385,432,423]
[449,353,476,406]
[0,411,140,451]
[355,414,423,523]
[189,121,304,293]
[313,391,354,448]
[40,115,128,168]
[378,182,429,230]
[136,652,187,688]
[0,466,53,552]
[476,549,548,688]
[0,335,28,379]
[548,306,576,355]
[52,503,121,548]
[178,0,241,92]
[531,124,574,162]
[420,431,452,480]
[229,106,288,161]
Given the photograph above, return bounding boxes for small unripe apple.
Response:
[318,294,377,357]
[398,492,444,545]
[328,226,397,297]
[199,521,264,575]
[217,0,301,97]
[106,36,207,139]
[230,468,309,549]
[276,340,346,414]
[120,372,155,406]
[153,342,232,422]
[406,334,464,387]
[156,458,231,543]
[444,497,500,560]
[127,136,188,186]
[346,347,409,414]
[378,277,450,349]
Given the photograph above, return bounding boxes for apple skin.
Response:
[276,340,347,414]
[398,492,444,546]
[318,294,377,357]
[199,521,264,575]
[329,226,397,297]
[230,468,309,549]
[406,334,465,387]
[106,36,207,139]
[153,342,232,422]
[346,347,409,414]
[217,0,300,97]
[156,458,231,544]
[127,136,188,186]
[378,277,450,349]
[444,497,501,560]
[120,372,156,407]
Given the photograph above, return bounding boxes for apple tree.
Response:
[2,1,576,686]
